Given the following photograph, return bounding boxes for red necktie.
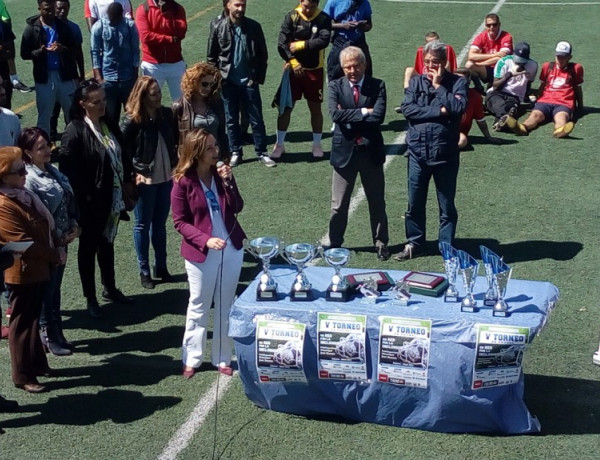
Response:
[352,85,362,145]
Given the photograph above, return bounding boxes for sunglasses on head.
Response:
[5,166,26,177]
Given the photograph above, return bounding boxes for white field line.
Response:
[158,0,511,454]
[157,376,235,460]
[384,0,600,4]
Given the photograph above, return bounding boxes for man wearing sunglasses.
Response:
[466,13,513,92]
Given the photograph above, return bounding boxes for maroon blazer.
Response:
[171,167,246,263]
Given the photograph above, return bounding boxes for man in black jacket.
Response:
[21,0,78,136]
[271,0,331,160]
[395,41,467,260]
[327,46,389,261]
[207,0,273,167]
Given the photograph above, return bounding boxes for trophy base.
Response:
[461,304,479,313]
[290,289,314,302]
[484,298,497,307]
[444,294,459,303]
[256,286,278,301]
[326,288,350,302]
[492,308,510,317]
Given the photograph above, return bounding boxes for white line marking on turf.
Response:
[157,376,235,460]
[158,0,508,454]
[384,0,600,4]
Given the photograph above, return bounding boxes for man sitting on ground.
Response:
[509,41,583,138]
[487,41,538,132]
[466,13,513,92]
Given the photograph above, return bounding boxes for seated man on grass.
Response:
[507,41,583,138]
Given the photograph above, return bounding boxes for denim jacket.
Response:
[90,17,139,82]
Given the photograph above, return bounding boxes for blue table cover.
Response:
[229,266,559,433]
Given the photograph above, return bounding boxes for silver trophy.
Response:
[320,247,351,301]
[281,243,319,301]
[480,246,500,306]
[439,242,459,302]
[457,250,479,313]
[392,279,411,306]
[244,237,282,301]
[358,277,381,304]
[491,255,512,317]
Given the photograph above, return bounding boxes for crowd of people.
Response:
[0,0,587,418]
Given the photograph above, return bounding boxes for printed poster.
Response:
[472,324,530,390]
[256,320,306,383]
[377,317,431,388]
[317,312,367,381]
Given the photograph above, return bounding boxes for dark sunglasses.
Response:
[205,189,220,212]
[201,81,216,89]
[5,166,26,177]
[485,22,499,28]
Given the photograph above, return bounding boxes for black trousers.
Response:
[78,224,116,300]
[0,60,13,110]
[485,91,521,121]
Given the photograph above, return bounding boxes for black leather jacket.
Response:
[119,107,178,177]
[206,14,268,85]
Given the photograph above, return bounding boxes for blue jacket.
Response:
[401,72,467,164]
[90,17,139,82]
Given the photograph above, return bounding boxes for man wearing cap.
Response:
[513,41,583,138]
[466,13,513,91]
[487,41,538,132]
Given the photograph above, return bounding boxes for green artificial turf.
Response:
[1,0,600,458]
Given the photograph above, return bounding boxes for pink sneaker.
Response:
[271,144,285,159]
[312,143,324,159]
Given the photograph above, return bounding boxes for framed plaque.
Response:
[402,271,445,289]
[346,271,394,291]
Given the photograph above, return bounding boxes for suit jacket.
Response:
[171,168,246,264]
[328,75,386,169]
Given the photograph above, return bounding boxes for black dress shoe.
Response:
[102,288,134,304]
[376,243,390,261]
[393,242,423,261]
[87,299,103,318]
[15,383,45,393]
[0,395,19,412]
[140,273,155,289]
[153,267,173,282]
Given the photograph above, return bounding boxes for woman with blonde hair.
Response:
[0,146,67,393]
[121,76,177,289]
[171,128,245,378]
[173,62,229,161]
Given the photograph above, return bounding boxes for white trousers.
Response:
[182,245,243,368]
[141,60,186,101]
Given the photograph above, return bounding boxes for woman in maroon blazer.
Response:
[171,128,246,378]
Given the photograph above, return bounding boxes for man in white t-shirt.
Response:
[87,0,132,30]
[487,42,538,131]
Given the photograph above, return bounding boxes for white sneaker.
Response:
[330,122,336,132]
[593,352,600,366]
[258,155,277,168]
[271,143,285,159]
[230,152,241,167]
[312,143,324,159]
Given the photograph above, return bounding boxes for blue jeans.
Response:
[221,81,267,156]
[103,79,136,124]
[133,180,173,275]
[40,263,66,328]
[35,71,77,136]
[405,157,459,247]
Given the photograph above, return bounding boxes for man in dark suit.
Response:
[327,45,389,260]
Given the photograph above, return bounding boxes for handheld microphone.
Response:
[216,161,233,189]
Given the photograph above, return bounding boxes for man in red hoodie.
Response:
[136,0,187,101]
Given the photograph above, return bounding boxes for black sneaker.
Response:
[376,242,390,261]
[102,288,134,304]
[13,80,33,93]
[140,274,155,289]
[87,299,103,318]
[153,267,173,282]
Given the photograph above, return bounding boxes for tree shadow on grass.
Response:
[524,373,600,435]
[1,388,181,429]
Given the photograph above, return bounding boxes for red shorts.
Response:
[290,68,324,103]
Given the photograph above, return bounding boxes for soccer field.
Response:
[1,0,600,458]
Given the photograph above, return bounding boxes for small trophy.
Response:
[392,279,411,306]
[321,247,351,301]
[457,250,479,313]
[480,246,500,306]
[490,255,512,317]
[439,242,459,302]
[244,237,281,301]
[281,243,319,301]
[358,278,381,304]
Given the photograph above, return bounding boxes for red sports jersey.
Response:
[538,61,584,109]
[84,0,90,18]
[414,45,457,74]
[460,88,485,135]
[471,30,513,68]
